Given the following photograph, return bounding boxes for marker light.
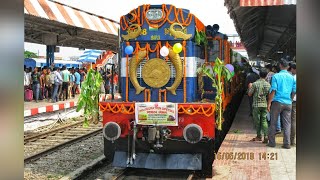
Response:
[146,9,164,21]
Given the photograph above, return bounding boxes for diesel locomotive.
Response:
[99,4,245,176]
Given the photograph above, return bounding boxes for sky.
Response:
[25,0,239,59]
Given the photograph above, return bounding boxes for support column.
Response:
[46,45,55,67]
[42,33,57,67]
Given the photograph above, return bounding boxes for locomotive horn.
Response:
[183,124,203,144]
[103,122,121,141]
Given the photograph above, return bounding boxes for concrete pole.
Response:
[46,45,55,67]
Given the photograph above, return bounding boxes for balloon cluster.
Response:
[225,64,235,77]
[159,43,183,57]
[126,43,184,58]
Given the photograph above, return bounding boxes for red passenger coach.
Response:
[99,4,245,177]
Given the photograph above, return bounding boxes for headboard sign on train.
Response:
[135,102,178,126]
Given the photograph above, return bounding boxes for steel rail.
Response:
[24,127,102,163]
[24,120,84,142]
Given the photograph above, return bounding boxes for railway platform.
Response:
[24,93,122,117]
[24,96,79,117]
[212,96,296,180]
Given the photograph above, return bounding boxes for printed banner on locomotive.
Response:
[135,102,178,126]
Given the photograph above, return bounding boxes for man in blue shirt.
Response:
[267,59,296,149]
[74,68,81,94]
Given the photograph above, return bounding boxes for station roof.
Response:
[224,0,296,60]
[24,0,119,51]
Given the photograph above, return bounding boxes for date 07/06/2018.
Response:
[214,152,278,160]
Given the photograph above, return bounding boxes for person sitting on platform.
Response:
[267,59,296,149]
[248,68,270,143]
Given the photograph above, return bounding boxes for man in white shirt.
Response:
[27,67,32,86]
[51,67,63,103]
[24,68,30,87]
[289,63,296,145]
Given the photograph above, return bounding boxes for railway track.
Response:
[24,120,102,163]
[110,168,198,180]
[73,163,201,180]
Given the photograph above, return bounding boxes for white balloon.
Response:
[160,46,169,57]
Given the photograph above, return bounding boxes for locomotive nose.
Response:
[103,122,121,141]
[183,124,203,144]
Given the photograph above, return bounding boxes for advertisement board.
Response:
[135,102,178,126]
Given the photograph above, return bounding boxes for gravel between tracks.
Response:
[24,132,104,180]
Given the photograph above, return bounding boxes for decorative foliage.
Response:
[195,30,208,46]
[76,69,103,127]
[197,57,232,130]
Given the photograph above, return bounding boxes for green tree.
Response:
[24,50,38,58]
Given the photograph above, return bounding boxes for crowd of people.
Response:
[24,65,119,103]
[24,65,84,103]
[246,59,296,149]
[98,67,119,95]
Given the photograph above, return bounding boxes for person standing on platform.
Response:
[31,67,41,103]
[245,67,259,116]
[58,67,63,100]
[288,63,297,145]
[51,67,63,103]
[39,67,47,100]
[24,67,30,90]
[80,67,86,88]
[267,59,296,149]
[113,71,119,93]
[266,64,282,134]
[248,68,270,143]
[45,68,52,101]
[74,68,81,94]
[69,68,75,98]
[61,66,70,101]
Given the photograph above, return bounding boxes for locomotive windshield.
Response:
[207,39,220,62]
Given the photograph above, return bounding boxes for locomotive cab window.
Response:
[207,40,220,62]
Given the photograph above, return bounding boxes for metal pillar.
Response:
[46,45,55,67]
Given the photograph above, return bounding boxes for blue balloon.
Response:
[125,45,134,55]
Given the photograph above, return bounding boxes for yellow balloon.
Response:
[173,43,183,54]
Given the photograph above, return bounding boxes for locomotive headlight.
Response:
[146,9,164,21]
[183,124,203,144]
[103,122,121,141]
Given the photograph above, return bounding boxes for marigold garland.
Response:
[99,103,215,117]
